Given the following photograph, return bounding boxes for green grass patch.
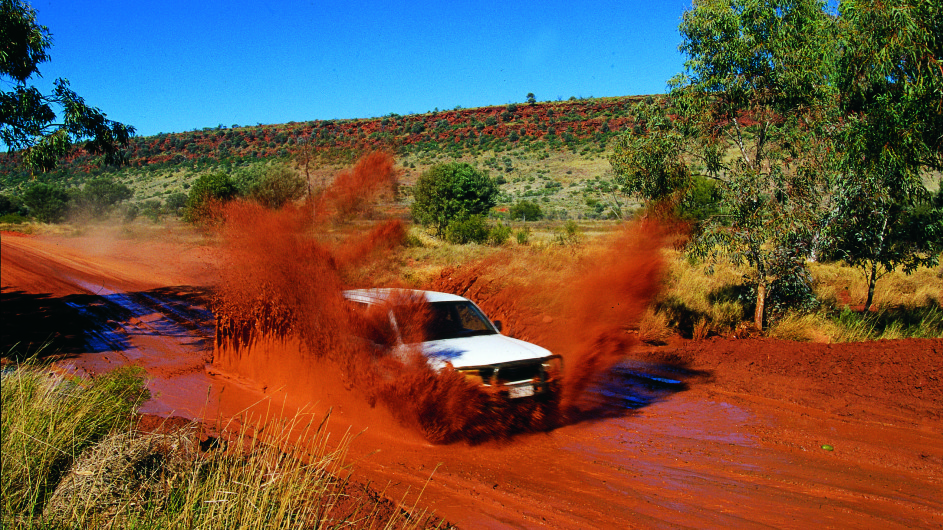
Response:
[827,303,943,341]
[1,361,441,528]
[1,362,149,519]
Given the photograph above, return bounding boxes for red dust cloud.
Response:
[211,151,673,443]
[211,151,404,394]
[554,221,669,411]
[428,220,672,421]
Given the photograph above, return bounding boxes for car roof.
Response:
[342,288,468,305]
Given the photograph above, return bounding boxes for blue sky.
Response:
[26,0,690,138]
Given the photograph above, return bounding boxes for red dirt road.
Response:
[2,229,941,529]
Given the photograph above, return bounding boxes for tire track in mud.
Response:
[51,277,218,417]
[63,278,213,352]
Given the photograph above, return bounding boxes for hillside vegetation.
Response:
[2,90,940,340]
[0,96,649,221]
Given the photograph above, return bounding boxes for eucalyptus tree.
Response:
[826,0,943,310]
[612,0,839,330]
[411,162,499,237]
[0,0,134,174]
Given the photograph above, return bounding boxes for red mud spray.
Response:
[211,152,670,443]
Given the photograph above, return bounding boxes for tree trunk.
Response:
[865,260,878,311]
[864,218,888,312]
[754,281,766,331]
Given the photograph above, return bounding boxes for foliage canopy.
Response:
[611,0,941,327]
[70,177,133,219]
[508,200,544,221]
[250,165,307,209]
[0,0,135,173]
[411,162,499,236]
[826,0,943,309]
[184,172,237,221]
[21,180,68,222]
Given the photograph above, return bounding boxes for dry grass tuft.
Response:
[638,308,673,344]
[692,318,710,341]
[1,362,442,529]
[768,313,839,342]
[649,251,746,338]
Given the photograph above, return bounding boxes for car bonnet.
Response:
[420,334,553,370]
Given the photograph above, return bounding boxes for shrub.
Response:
[164,192,187,216]
[230,164,265,196]
[0,194,27,217]
[509,200,543,221]
[70,177,134,219]
[184,172,237,222]
[411,162,499,236]
[123,203,139,222]
[0,193,28,224]
[516,227,530,245]
[444,215,489,244]
[250,165,307,209]
[553,220,581,246]
[488,222,513,245]
[140,199,162,222]
[0,212,27,224]
[22,181,70,223]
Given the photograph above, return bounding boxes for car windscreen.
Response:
[395,300,497,342]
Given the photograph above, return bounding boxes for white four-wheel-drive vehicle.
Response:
[343,288,562,400]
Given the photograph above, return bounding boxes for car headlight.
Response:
[458,369,484,385]
[542,356,563,377]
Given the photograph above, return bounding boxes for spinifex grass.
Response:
[1,362,149,521]
[139,408,381,529]
[112,408,438,529]
[645,251,746,339]
[1,362,440,529]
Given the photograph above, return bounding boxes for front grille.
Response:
[497,362,542,384]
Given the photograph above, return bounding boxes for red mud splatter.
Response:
[211,152,403,390]
[552,220,669,412]
[210,152,479,442]
[211,152,675,443]
[313,150,399,221]
[428,219,675,422]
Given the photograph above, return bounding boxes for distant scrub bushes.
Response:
[0,162,309,225]
[1,177,135,224]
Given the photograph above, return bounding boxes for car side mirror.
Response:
[493,320,502,333]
